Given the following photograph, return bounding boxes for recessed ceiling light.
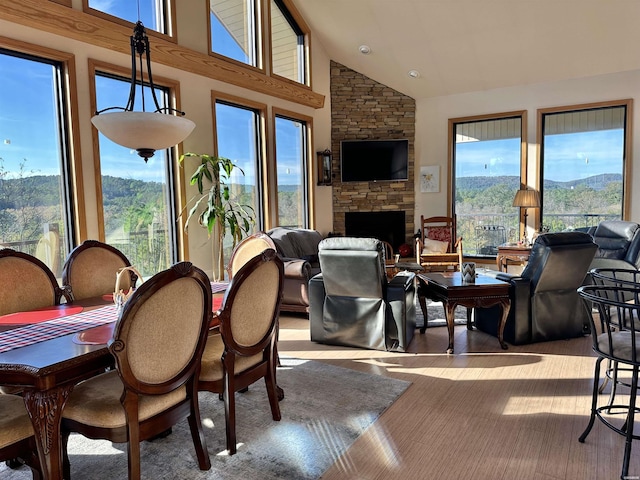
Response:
[408,70,420,78]
[359,45,371,55]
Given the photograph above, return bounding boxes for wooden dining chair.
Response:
[0,249,69,395]
[199,248,284,455]
[62,240,137,301]
[0,248,67,316]
[0,394,43,479]
[61,262,213,480]
[226,231,276,279]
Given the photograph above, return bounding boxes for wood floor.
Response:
[277,313,640,480]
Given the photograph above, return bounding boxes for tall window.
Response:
[451,113,526,256]
[274,113,309,227]
[209,0,259,66]
[539,101,630,232]
[270,0,306,84]
[86,0,169,34]
[0,49,75,276]
[214,98,263,258]
[94,70,177,277]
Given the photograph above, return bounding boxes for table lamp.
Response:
[513,188,541,245]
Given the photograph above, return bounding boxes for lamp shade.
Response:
[91,111,195,152]
[512,188,540,208]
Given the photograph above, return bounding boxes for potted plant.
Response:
[179,152,255,281]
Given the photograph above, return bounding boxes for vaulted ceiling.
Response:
[292,0,640,100]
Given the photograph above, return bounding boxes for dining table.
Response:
[0,282,229,480]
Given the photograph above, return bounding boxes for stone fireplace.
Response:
[345,211,406,251]
[329,61,416,249]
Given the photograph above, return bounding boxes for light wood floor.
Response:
[277,313,640,480]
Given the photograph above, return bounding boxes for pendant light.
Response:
[91,20,195,161]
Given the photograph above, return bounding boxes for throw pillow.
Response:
[422,238,449,254]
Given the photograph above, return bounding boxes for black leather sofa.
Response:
[475,232,597,345]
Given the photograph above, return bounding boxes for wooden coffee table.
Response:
[417,272,511,354]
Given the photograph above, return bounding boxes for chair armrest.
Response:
[282,258,312,280]
[389,271,415,290]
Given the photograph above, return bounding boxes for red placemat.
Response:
[0,305,84,326]
[73,323,115,345]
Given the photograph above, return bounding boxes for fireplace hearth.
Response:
[344,211,406,252]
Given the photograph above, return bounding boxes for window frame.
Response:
[0,35,86,250]
[82,0,177,41]
[271,107,313,229]
[88,58,187,261]
[268,0,311,88]
[211,90,268,231]
[536,100,632,228]
[207,0,264,72]
[449,110,528,257]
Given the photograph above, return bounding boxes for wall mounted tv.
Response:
[340,139,409,182]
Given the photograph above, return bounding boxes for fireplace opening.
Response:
[344,211,406,252]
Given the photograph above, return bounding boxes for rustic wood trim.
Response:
[271,107,314,228]
[210,90,269,231]
[536,99,633,221]
[49,0,71,6]
[88,59,186,248]
[0,35,88,245]
[0,0,324,109]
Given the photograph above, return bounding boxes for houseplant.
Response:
[179,152,255,281]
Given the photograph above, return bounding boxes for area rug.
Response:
[1,358,410,480]
[418,298,469,329]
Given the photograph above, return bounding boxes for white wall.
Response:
[414,70,640,227]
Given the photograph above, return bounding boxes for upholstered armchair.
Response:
[588,220,640,271]
[309,237,416,352]
[474,232,597,345]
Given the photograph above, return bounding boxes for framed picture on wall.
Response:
[420,165,440,193]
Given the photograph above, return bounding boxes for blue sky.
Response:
[456,130,623,182]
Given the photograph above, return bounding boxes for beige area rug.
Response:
[1,358,410,480]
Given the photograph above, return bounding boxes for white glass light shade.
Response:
[91,111,195,152]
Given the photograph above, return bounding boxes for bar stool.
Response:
[577,283,640,479]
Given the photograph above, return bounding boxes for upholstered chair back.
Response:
[227,232,276,280]
[0,249,64,316]
[221,248,283,354]
[62,240,134,301]
[112,262,212,392]
[522,231,597,294]
[317,237,386,299]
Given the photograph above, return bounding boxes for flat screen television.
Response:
[340,139,409,182]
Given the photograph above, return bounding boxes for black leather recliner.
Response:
[475,232,597,345]
[309,237,416,352]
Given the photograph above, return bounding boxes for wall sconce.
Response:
[317,149,332,186]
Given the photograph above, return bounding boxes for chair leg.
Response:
[187,396,211,470]
[265,360,282,421]
[621,365,639,479]
[61,430,71,480]
[580,357,603,443]
[224,375,237,455]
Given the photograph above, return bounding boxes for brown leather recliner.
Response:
[266,227,323,314]
[475,232,597,345]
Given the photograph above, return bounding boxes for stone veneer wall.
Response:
[330,60,416,245]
